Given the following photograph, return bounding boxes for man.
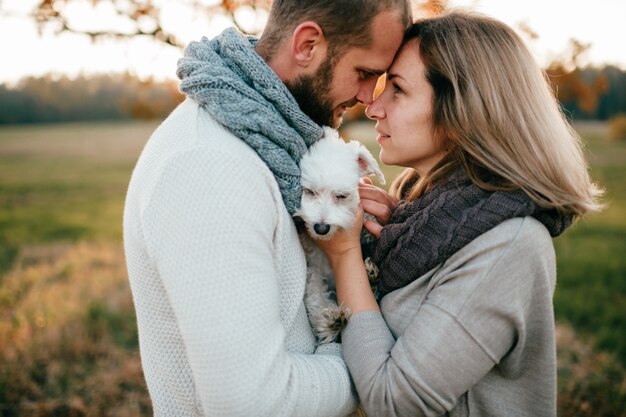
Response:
[123,1,410,416]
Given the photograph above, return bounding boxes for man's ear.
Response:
[291,22,327,69]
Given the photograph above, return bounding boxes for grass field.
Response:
[0,119,624,415]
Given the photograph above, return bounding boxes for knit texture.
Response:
[343,217,558,417]
[123,99,357,416]
[372,169,572,297]
[177,27,324,214]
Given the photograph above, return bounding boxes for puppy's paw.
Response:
[313,304,351,344]
[364,257,379,283]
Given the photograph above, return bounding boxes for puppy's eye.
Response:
[335,194,348,200]
[303,188,315,196]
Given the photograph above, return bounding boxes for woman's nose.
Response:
[365,97,384,120]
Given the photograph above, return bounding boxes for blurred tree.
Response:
[11,0,444,48]
[118,75,183,119]
[30,0,273,47]
[594,66,626,120]
[5,0,619,121]
[417,0,447,16]
[0,73,184,124]
[546,39,608,114]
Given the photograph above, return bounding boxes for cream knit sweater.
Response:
[124,99,357,416]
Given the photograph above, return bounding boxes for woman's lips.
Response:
[376,130,390,144]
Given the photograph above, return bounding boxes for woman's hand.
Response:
[312,206,380,314]
[314,207,365,262]
[359,178,399,238]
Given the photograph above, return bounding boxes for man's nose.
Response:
[356,78,379,105]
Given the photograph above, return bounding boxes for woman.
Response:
[316,11,603,417]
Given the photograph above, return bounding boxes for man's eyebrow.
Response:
[358,67,386,76]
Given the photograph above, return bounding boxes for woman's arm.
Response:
[319,215,555,417]
[317,208,379,314]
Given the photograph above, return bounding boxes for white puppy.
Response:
[295,127,385,343]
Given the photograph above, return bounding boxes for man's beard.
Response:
[286,58,346,128]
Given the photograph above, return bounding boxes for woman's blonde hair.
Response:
[391,10,603,220]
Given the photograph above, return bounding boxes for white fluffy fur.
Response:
[295,127,385,343]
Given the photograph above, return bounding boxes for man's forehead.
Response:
[356,11,405,68]
[370,10,406,47]
[346,44,399,73]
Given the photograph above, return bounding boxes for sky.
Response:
[1,0,625,84]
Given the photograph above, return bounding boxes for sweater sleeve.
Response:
[342,218,555,417]
[141,147,356,417]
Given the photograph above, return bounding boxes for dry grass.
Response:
[0,121,158,162]
[608,114,626,141]
[0,242,151,417]
[557,325,626,416]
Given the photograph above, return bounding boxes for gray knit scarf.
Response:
[371,169,573,298]
[177,28,324,214]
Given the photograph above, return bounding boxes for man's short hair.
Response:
[258,0,412,60]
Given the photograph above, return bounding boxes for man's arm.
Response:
[141,146,357,417]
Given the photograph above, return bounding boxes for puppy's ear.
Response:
[355,143,386,185]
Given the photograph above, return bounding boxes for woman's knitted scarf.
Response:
[177,28,324,214]
[371,169,573,298]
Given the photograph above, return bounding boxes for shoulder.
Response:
[429,217,556,314]
[150,98,271,170]
[487,216,555,267]
[444,217,554,272]
[130,98,280,204]
[470,216,556,287]
[124,100,289,251]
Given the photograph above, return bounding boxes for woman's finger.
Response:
[358,184,399,208]
[364,219,383,238]
[361,198,393,225]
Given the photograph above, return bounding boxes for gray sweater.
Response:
[342,216,557,417]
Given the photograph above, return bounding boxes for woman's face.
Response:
[365,40,447,176]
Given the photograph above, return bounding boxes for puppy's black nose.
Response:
[313,223,331,235]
